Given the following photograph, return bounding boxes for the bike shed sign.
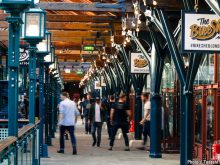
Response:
[182,12,220,52]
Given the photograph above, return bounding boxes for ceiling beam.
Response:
[0,29,111,37]
[50,31,111,37]
[47,22,121,31]
[46,14,120,23]
[52,36,110,43]
[0,13,120,22]
[0,21,121,31]
[38,2,133,12]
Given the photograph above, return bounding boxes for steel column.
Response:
[149,44,163,158]
[51,77,55,138]
[6,14,22,165]
[158,9,203,165]
[205,0,220,16]
[7,15,22,137]
[44,65,50,145]
[38,53,48,157]
[28,46,37,124]
[47,72,52,145]
[28,44,38,165]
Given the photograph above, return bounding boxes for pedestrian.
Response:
[139,92,151,150]
[57,92,79,155]
[108,93,131,151]
[83,93,92,134]
[78,98,84,125]
[89,97,106,147]
[107,95,115,139]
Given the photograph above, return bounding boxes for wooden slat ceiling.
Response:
[0,0,181,82]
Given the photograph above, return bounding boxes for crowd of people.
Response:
[56,91,151,155]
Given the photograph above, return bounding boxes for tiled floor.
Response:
[41,123,180,165]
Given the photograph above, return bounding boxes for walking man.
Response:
[83,93,92,134]
[57,92,79,155]
[139,92,151,150]
[108,93,131,151]
[89,98,106,147]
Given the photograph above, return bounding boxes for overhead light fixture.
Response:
[64,68,71,73]
[122,30,126,36]
[153,0,158,6]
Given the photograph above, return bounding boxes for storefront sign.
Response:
[130,52,149,74]
[19,48,29,66]
[182,12,220,52]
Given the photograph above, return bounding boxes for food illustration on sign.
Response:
[134,55,148,68]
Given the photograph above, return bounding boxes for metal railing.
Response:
[0,121,40,165]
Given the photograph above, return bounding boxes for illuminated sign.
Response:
[83,46,94,51]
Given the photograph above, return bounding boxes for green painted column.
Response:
[6,13,23,165]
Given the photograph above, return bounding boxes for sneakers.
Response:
[57,150,64,154]
[108,147,113,151]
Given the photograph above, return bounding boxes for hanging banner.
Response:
[94,81,101,89]
[182,12,220,52]
[19,48,29,66]
[130,52,149,74]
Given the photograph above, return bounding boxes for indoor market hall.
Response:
[0,0,220,165]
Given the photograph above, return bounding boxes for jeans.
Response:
[110,122,129,147]
[106,117,112,139]
[60,125,76,150]
[143,121,150,145]
[85,116,91,133]
[91,122,103,146]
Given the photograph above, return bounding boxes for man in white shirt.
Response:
[89,98,105,147]
[57,92,79,155]
[139,92,151,150]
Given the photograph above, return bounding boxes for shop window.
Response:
[195,54,214,85]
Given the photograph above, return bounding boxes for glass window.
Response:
[195,54,214,85]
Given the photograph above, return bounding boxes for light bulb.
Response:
[137,19,141,25]
[126,37,131,43]
[110,36,114,42]
[134,9,139,15]
[136,27,140,32]
[153,0,157,5]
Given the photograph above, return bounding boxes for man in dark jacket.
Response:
[89,97,106,147]
[83,93,92,134]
